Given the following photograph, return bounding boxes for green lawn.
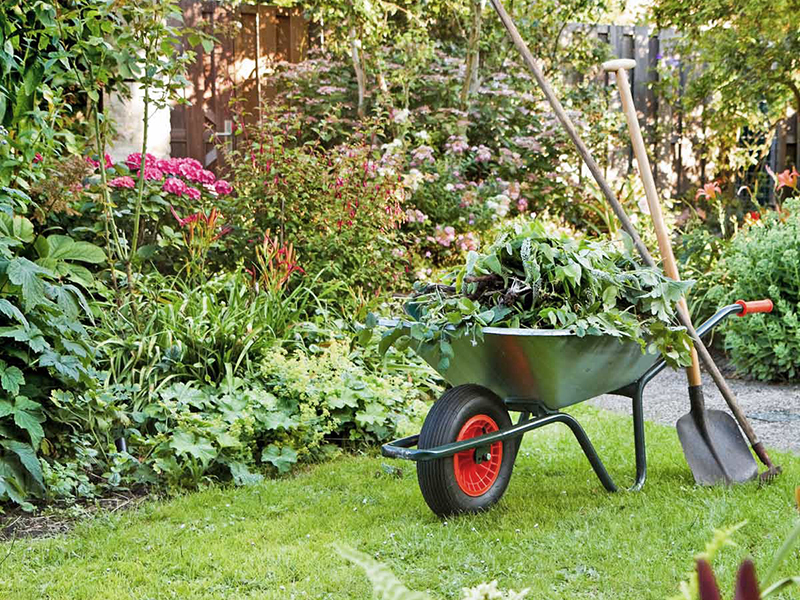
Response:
[1,405,798,599]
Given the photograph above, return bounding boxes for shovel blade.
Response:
[677,409,758,486]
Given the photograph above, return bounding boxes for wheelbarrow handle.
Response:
[735,299,773,316]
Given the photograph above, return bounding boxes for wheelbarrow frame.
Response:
[382,302,748,494]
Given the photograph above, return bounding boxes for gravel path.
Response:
[591,368,800,454]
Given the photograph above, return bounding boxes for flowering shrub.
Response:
[705,197,800,380]
[223,105,406,295]
[81,152,234,274]
[265,47,622,268]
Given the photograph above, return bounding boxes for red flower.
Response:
[170,205,199,227]
[33,153,43,164]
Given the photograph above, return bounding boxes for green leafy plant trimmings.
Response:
[370,220,693,371]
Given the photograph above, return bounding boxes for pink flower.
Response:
[213,226,233,241]
[108,176,136,189]
[162,177,188,196]
[430,225,456,247]
[456,232,479,252]
[185,186,201,201]
[197,169,216,185]
[445,135,469,155]
[178,157,203,170]
[141,166,164,181]
[214,180,233,195]
[33,153,43,164]
[85,154,113,169]
[517,197,529,212]
[766,166,799,191]
[156,158,182,175]
[125,152,158,171]
[179,163,202,182]
[411,145,435,165]
[473,145,492,163]
[695,181,722,201]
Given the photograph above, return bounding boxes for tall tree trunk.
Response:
[460,0,483,111]
[350,25,367,119]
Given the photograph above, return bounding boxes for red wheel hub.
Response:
[453,414,503,497]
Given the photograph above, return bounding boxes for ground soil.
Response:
[0,490,149,542]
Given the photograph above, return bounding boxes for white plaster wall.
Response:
[107,82,172,161]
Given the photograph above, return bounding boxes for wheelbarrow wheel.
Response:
[417,384,515,516]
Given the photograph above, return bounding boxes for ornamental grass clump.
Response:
[374,219,693,370]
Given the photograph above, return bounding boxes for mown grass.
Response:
[1,405,798,600]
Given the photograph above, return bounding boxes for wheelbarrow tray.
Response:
[414,327,658,411]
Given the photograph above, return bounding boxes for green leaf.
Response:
[41,235,106,264]
[6,258,52,311]
[0,299,27,327]
[263,411,298,431]
[261,444,298,473]
[1,440,43,489]
[13,405,44,450]
[0,213,34,243]
[0,364,23,395]
[170,431,217,465]
[228,461,263,486]
[39,351,82,381]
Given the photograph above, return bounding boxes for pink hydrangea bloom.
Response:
[108,176,136,189]
[157,158,182,175]
[430,225,456,247]
[473,145,492,163]
[125,152,159,171]
[142,166,164,181]
[162,177,188,196]
[197,169,216,185]
[445,135,469,155]
[177,157,203,170]
[179,162,202,182]
[214,180,233,195]
[86,154,113,169]
[185,186,202,201]
[456,232,479,252]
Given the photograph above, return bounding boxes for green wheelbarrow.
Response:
[381,300,773,516]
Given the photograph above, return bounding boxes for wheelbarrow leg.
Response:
[631,381,647,491]
[554,413,618,492]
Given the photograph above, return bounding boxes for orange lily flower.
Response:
[696,182,722,201]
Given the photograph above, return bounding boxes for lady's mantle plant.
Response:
[368,219,693,370]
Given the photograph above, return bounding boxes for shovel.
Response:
[602,59,758,485]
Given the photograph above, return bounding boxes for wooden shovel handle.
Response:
[606,62,703,385]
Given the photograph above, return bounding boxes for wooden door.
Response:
[170,1,307,170]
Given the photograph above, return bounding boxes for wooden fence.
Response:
[170,2,307,169]
[168,11,797,199]
[582,24,798,200]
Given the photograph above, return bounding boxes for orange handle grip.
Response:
[735,299,773,316]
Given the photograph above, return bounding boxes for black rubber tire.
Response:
[417,384,515,517]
